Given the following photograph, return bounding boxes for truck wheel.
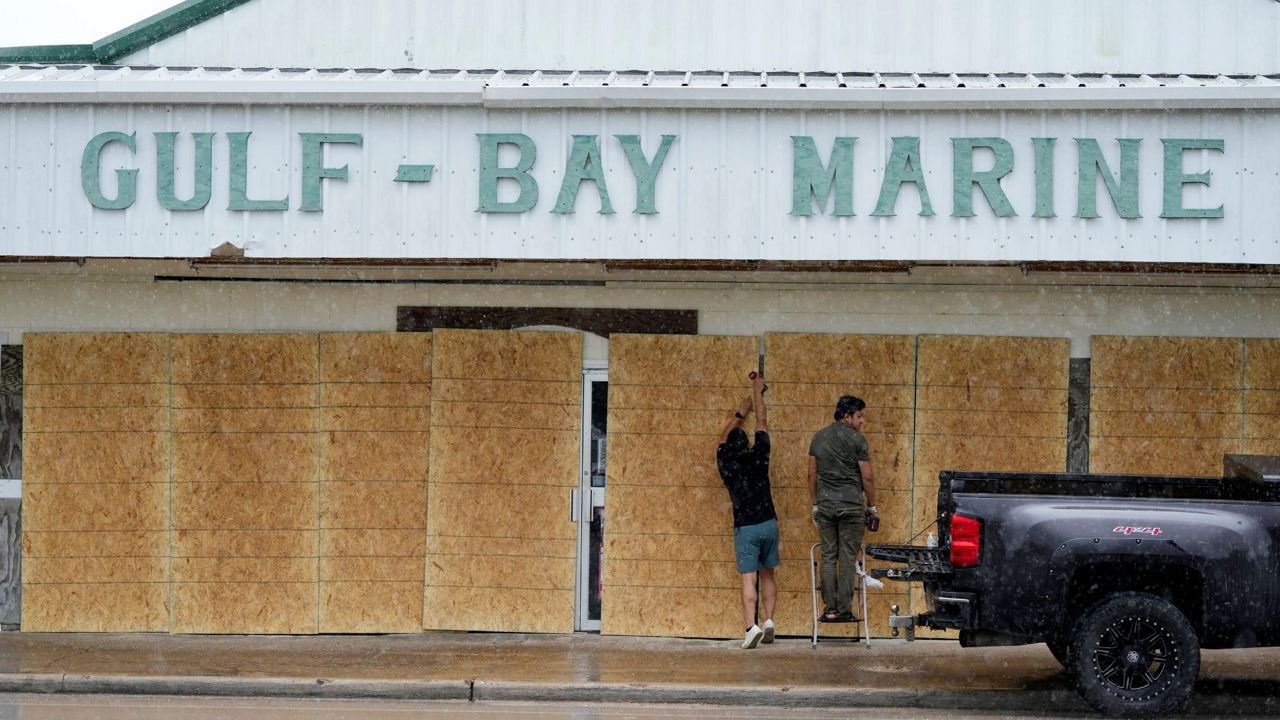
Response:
[1068,592,1200,718]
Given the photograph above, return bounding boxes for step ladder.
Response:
[809,542,871,648]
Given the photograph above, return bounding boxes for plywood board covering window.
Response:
[318,333,431,633]
[169,334,320,634]
[423,329,581,633]
[603,334,758,639]
[763,333,915,638]
[21,333,171,632]
[1245,339,1280,457]
[1090,336,1244,476]
[913,335,1069,637]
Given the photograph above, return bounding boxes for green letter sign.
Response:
[615,134,676,214]
[1076,138,1141,219]
[790,136,856,216]
[155,132,214,211]
[952,137,1015,217]
[81,131,138,210]
[1161,138,1224,219]
[299,133,363,212]
[873,137,934,217]
[478,133,538,213]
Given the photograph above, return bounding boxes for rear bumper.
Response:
[924,590,977,630]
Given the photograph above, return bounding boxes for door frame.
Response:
[574,363,608,631]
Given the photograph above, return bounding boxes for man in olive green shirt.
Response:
[808,395,878,622]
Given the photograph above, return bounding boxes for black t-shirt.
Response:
[716,431,777,528]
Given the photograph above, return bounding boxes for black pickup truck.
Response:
[868,454,1280,718]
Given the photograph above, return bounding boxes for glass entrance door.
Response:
[575,368,607,631]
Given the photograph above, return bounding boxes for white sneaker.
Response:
[741,624,764,649]
[761,619,775,644]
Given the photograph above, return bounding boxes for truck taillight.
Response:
[950,514,981,568]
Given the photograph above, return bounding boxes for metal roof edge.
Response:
[92,0,255,63]
[0,44,96,64]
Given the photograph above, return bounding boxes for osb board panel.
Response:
[322,432,429,483]
[23,333,169,385]
[173,384,316,409]
[428,535,574,560]
[430,328,580,382]
[319,332,432,383]
[1089,438,1241,476]
[24,556,168,584]
[320,384,432,408]
[433,378,579,406]
[609,334,758,388]
[1092,411,1241,438]
[428,428,579,485]
[606,558,740,590]
[24,407,168,433]
[1092,336,1243,390]
[918,336,1070,389]
[321,529,425,558]
[426,328,581,633]
[427,484,576,539]
[915,337,1067,535]
[24,383,168,408]
[319,581,422,633]
[23,432,168,484]
[173,408,316,434]
[1245,413,1280,440]
[171,482,318,531]
[172,433,318,484]
[1245,390,1280,415]
[915,409,1064,438]
[170,582,317,634]
[1246,339,1280,389]
[605,434,723,488]
[604,587,747,638]
[23,483,169,532]
[1092,388,1241,413]
[172,529,317,559]
[321,556,423,582]
[172,557,317,583]
[21,583,169,632]
[171,333,318,385]
[1245,439,1280,455]
[319,482,426,529]
[423,586,574,633]
[1091,336,1245,477]
[24,530,167,558]
[604,334,759,638]
[430,402,571,431]
[916,385,1067,413]
[764,333,916,386]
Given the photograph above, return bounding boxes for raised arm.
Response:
[752,374,768,432]
[718,394,753,444]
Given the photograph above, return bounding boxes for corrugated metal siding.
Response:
[0,103,1275,263]
[114,0,1280,75]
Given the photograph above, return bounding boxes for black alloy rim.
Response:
[1093,616,1174,692]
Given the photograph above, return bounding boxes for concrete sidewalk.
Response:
[0,631,1278,715]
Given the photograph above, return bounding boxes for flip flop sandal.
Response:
[820,610,857,623]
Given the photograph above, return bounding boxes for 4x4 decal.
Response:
[1113,525,1162,537]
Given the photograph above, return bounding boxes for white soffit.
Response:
[4,66,1280,110]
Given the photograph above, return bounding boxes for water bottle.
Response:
[926,532,938,548]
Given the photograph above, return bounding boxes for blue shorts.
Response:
[733,518,780,574]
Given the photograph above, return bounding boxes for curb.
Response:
[471,681,1089,711]
[1,673,1277,715]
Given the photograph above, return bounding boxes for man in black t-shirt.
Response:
[716,373,778,650]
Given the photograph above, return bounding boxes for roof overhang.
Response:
[4,66,1280,110]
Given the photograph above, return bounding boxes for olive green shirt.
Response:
[808,422,871,504]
